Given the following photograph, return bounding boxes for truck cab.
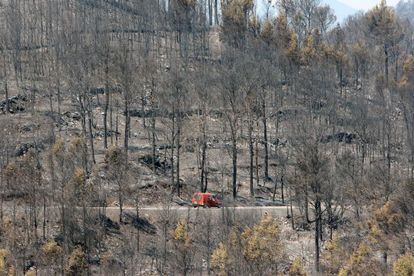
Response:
[191,192,221,208]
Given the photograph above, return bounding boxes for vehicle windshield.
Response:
[213,194,222,200]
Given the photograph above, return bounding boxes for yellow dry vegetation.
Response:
[0,249,15,276]
[65,246,87,276]
[321,237,345,274]
[211,214,284,274]
[211,243,230,276]
[289,257,307,276]
[393,254,414,276]
[399,56,414,88]
[260,19,273,42]
[241,213,282,265]
[3,164,17,180]
[287,32,299,61]
[366,0,397,38]
[42,240,63,258]
[0,250,9,274]
[52,138,65,155]
[177,0,196,8]
[338,242,380,276]
[368,201,405,249]
[24,270,36,276]
[174,220,192,248]
[222,0,254,25]
[69,137,86,155]
[104,146,124,166]
[73,167,86,187]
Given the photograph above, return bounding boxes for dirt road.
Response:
[2,205,294,225]
[102,205,293,221]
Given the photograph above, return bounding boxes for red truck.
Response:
[191,192,221,208]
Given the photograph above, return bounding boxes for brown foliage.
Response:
[65,247,87,276]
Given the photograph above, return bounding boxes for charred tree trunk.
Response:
[200,107,208,192]
[151,114,157,173]
[208,0,213,26]
[176,113,182,197]
[214,0,218,25]
[124,97,130,160]
[103,53,109,149]
[262,97,269,180]
[256,121,260,187]
[171,109,176,193]
[4,81,9,113]
[315,196,322,273]
[151,85,157,173]
[232,130,238,199]
[200,140,207,192]
[384,44,389,87]
[248,115,254,197]
[42,193,46,240]
[2,52,9,113]
[87,108,96,165]
[119,183,123,224]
